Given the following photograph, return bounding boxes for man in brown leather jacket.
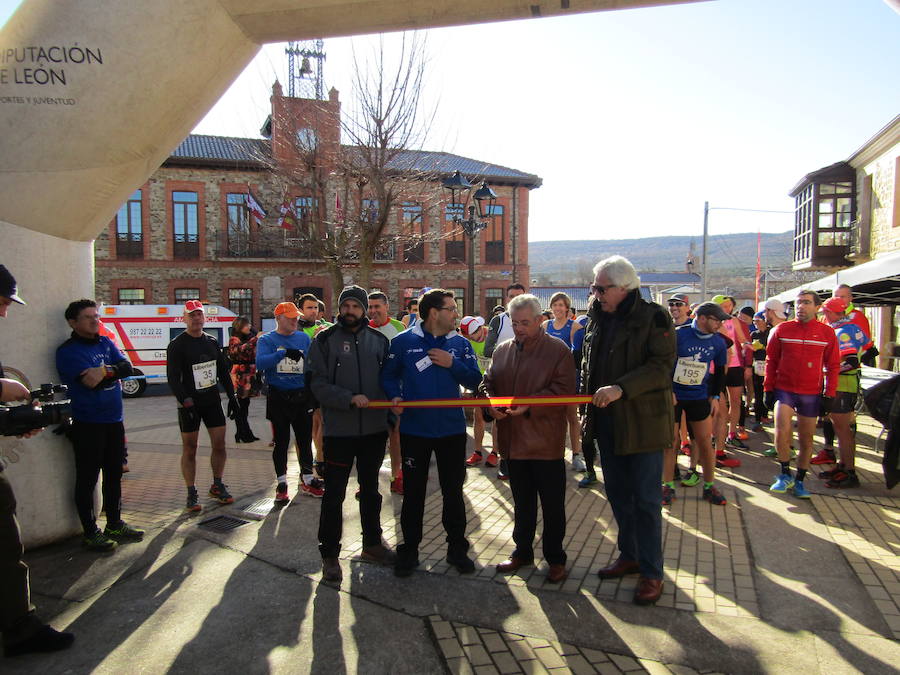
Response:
[480,294,576,583]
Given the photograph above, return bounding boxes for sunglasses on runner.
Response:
[667,301,685,307]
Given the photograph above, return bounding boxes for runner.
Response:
[832,284,877,366]
[400,298,418,328]
[663,302,730,507]
[817,297,866,488]
[667,293,692,464]
[759,298,788,457]
[166,300,240,511]
[748,311,769,432]
[298,293,330,479]
[764,290,840,499]
[710,295,748,463]
[255,301,322,502]
[367,291,407,494]
[380,289,483,577]
[541,292,585,472]
[460,315,497,469]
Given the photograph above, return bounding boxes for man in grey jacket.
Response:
[305,286,395,583]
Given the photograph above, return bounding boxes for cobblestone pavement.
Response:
[15,391,898,673]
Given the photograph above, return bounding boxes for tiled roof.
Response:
[530,286,592,311]
[639,272,702,284]
[167,134,540,186]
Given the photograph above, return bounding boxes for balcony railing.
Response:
[215,232,397,262]
[115,236,143,259]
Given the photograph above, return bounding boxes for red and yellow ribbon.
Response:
[367,395,592,409]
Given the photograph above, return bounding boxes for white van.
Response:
[100,304,237,398]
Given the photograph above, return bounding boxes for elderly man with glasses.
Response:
[581,255,676,606]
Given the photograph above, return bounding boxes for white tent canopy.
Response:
[774,250,900,306]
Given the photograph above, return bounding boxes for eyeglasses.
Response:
[439,306,458,313]
[590,284,617,296]
[667,301,685,307]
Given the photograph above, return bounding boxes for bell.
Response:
[299,57,312,76]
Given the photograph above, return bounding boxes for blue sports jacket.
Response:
[56,333,129,423]
[380,323,483,438]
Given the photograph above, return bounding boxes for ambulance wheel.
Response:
[122,369,147,398]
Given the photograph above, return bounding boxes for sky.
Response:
[2,0,898,243]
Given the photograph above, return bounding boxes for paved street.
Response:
[7,389,900,674]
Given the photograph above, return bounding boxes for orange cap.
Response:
[274,302,300,318]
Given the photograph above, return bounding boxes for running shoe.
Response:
[703,485,727,506]
[810,448,836,465]
[485,452,499,468]
[497,459,509,481]
[662,485,675,506]
[763,447,778,457]
[736,428,750,441]
[825,470,860,489]
[186,489,202,512]
[572,454,587,472]
[818,463,845,480]
[465,451,484,467]
[104,521,145,542]
[209,482,234,504]
[275,482,290,504]
[681,470,701,487]
[749,421,763,433]
[83,529,117,552]
[725,434,748,450]
[680,441,692,456]
[300,477,325,498]
[792,480,811,499]
[578,473,599,488]
[770,473,795,493]
[390,473,404,494]
[716,456,742,468]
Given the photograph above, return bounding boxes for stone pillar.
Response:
[0,220,95,547]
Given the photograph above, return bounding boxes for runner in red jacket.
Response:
[763,290,840,499]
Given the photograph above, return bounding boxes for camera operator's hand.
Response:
[80,364,108,389]
[1,378,31,403]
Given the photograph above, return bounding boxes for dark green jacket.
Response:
[581,291,676,455]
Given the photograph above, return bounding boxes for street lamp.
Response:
[442,170,497,315]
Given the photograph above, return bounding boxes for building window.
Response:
[115,190,143,259]
[173,190,200,258]
[401,202,425,263]
[174,288,200,304]
[793,184,814,263]
[816,182,853,247]
[226,193,250,256]
[229,288,253,318]
[447,288,465,316]
[295,196,315,224]
[484,204,504,264]
[485,288,504,316]
[118,288,145,305]
[444,203,465,263]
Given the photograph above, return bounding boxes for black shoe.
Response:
[446,552,475,574]
[4,624,75,657]
[246,432,260,442]
[394,552,420,578]
[234,433,244,444]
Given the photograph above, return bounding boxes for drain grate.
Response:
[236,498,277,520]
[198,515,250,532]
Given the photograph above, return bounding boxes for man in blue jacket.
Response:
[56,298,144,552]
[381,289,483,577]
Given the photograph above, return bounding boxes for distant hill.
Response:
[528,231,793,282]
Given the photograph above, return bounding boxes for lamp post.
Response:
[442,170,497,316]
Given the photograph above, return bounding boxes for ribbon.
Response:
[367,395,592,409]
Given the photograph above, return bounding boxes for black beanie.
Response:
[339,285,368,310]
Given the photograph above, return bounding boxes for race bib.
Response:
[192,360,217,390]
[277,355,304,374]
[673,357,707,386]
[415,355,433,372]
[753,360,766,377]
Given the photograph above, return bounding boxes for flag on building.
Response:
[246,189,267,223]
[278,200,298,230]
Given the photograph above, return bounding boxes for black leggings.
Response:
[267,389,313,476]
[69,421,126,532]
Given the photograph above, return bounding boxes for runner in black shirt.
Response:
[166,301,239,512]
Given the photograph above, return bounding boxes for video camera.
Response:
[0,383,71,437]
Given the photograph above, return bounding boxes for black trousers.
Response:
[0,471,41,645]
[235,397,253,437]
[266,388,313,476]
[507,458,567,565]
[70,420,125,532]
[752,373,766,421]
[318,432,388,558]
[397,433,469,559]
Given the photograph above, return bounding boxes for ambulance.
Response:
[99,304,237,398]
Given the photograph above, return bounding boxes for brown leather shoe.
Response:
[361,544,397,566]
[495,556,533,574]
[322,557,342,583]
[547,564,568,583]
[596,557,640,579]
[634,577,663,605]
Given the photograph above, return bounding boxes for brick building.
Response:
[94,85,541,326]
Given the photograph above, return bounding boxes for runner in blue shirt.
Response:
[664,302,730,507]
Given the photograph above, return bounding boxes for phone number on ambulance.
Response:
[126,327,164,337]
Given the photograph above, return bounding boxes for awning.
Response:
[774,250,900,306]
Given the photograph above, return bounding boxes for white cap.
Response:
[764,298,787,319]
[459,315,485,337]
